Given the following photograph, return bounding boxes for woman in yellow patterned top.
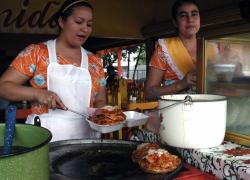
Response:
[0,0,106,141]
[145,0,200,101]
[131,0,201,142]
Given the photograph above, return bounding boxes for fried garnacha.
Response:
[132,143,181,174]
[132,143,160,163]
[89,106,126,125]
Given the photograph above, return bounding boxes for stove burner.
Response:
[49,139,183,180]
[52,149,139,179]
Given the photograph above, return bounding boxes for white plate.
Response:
[124,111,149,127]
[86,119,124,134]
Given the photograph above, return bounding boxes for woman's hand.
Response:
[183,70,197,87]
[36,89,66,110]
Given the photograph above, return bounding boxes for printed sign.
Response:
[0,0,63,34]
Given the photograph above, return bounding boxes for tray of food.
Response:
[86,120,124,134]
[123,111,149,127]
[87,106,126,133]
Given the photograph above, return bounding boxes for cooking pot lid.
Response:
[49,139,183,180]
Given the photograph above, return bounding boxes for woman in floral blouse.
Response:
[0,0,106,141]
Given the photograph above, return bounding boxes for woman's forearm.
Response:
[0,81,39,102]
[94,99,106,108]
[145,80,188,101]
[93,87,107,108]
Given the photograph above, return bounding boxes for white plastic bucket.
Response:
[159,94,227,149]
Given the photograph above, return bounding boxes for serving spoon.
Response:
[66,108,90,119]
[66,108,115,121]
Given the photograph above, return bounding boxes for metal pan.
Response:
[49,139,183,180]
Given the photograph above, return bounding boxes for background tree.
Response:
[100,44,146,80]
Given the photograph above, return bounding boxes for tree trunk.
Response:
[133,46,142,80]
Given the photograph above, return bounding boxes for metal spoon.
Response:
[66,108,89,119]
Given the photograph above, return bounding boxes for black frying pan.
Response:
[49,139,183,180]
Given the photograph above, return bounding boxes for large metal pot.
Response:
[0,124,52,180]
[159,94,227,149]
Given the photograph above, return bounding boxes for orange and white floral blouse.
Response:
[11,42,106,114]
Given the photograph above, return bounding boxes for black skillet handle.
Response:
[34,116,41,127]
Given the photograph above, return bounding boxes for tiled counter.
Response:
[177,141,250,180]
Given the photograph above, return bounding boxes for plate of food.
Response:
[87,106,126,133]
[123,111,149,127]
[132,143,182,175]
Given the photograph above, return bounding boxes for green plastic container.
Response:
[0,124,52,180]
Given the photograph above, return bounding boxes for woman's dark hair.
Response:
[55,0,93,21]
[172,0,200,21]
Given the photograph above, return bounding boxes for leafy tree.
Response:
[100,43,146,79]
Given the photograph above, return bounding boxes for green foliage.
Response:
[101,43,146,67]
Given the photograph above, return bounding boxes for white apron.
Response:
[26,39,100,142]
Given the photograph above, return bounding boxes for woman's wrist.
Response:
[29,88,41,102]
[175,80,188,93]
